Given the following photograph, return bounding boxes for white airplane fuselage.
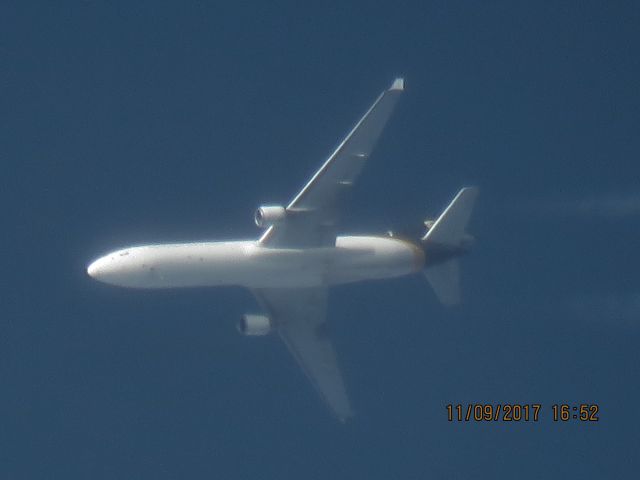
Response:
[87,235,425,289]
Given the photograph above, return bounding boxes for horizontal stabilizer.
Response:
[423,259,460,306]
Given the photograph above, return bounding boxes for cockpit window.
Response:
[119,251,130,256]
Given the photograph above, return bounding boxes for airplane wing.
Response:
[251,287,354,421]
[259,78,405,248]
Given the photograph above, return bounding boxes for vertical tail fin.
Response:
[421,187,478,305]
[422,187,479,244]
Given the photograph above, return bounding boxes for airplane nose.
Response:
[87,259,100,278]
[87,256,111,279]
[86,251,142,287]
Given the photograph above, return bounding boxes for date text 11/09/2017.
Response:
[446,404,600,422]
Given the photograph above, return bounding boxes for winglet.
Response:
[390,77,404,91]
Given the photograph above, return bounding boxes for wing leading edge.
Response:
[251,79,406,419]
[252,288,353,421]
[260,77,405,248]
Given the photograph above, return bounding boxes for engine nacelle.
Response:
[237,314,273,336]
[254,205,286,228]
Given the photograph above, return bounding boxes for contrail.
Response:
[568,292,640,328]
[518,192,640,218]
[556,193,640,218]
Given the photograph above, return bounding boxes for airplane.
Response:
[87,78,478,421]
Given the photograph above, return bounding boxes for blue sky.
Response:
[3,1,639,478]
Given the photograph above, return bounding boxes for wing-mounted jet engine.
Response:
[254,205,286,228]
[237,314,274,336]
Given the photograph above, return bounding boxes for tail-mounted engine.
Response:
[254,205,286,228]
[237,314,273,336]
